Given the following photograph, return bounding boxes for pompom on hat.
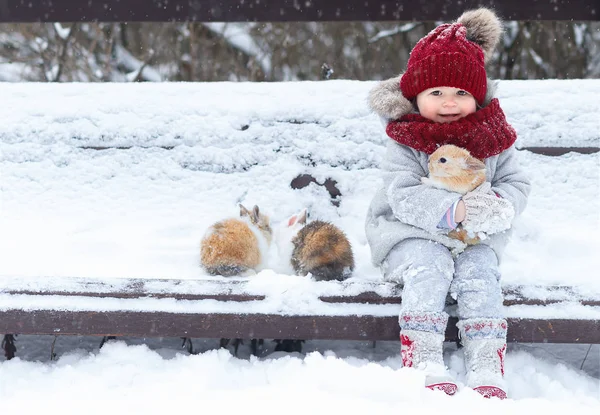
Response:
[400,8,503,104]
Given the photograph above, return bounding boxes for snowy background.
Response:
[0,79,598,409]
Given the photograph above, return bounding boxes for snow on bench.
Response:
[1,80,599,350]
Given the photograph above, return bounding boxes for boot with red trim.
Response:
[457,318,508,400]
[400,312,457,396]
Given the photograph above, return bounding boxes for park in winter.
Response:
[0,1,598,412]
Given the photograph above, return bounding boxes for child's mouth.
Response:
[439,114,461,121]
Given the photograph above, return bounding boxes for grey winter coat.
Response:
[365,77,531,267]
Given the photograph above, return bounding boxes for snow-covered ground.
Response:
[0,80,599,407]
[0,336,598,411]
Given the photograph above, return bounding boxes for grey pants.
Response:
[384,238,503,320]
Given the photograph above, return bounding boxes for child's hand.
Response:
[455,200,466,223]
[461,184,515,234]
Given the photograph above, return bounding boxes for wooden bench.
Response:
[1,79,599,359]
[2,277,599,343]
[1,1,599,359]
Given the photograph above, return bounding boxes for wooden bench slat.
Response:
[520,147,600,156]
[4,290,265,302]
[2,310,598,344]
[3,277,598,306]
[78,145,600,156]
[5,289,600,306]
[3,279,599,344]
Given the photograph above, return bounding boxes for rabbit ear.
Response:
[466,157,486,171]
[287,214,298,227]
[288,208,308,227]
[252,205,260,222]
[239,204,250,217]
[297,208,308,225]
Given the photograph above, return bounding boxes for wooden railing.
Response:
[0,0,597,22]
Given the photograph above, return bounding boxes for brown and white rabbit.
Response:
[200,204,272,277]
[275,208,354,281]
[422,144,486,245]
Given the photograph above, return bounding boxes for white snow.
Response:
[0,338,598,409]
[0,79,598,405]
[53,23,71,40]
[0,81,597,288]
[0,80,598,317]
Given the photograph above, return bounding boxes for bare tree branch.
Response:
[130,48,155,82]
[53,22,77,82]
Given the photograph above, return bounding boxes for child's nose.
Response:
[442,99,457,107]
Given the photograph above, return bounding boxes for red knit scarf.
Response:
[385,99,517,160]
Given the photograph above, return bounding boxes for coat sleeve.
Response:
[383,141,462,234]
[490,146,531,216]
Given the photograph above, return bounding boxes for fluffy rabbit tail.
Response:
[205,264,248,277]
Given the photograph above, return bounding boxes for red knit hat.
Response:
[400,23,487,104]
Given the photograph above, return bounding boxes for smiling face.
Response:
[416,87,477,123]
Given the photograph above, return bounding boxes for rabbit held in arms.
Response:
[422,144,486,245]
[200,204,272,277]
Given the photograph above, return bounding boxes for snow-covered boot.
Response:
[400,312,457,395]
[457,318,508,399]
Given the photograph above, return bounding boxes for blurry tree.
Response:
[0,21,597,82]
[491,21,599,79]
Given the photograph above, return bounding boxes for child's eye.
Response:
[431,90,441,96]
[457,90,470,96]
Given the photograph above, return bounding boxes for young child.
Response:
[365,8,531,399]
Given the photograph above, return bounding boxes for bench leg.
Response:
[181,337,194,354]
[250,339,264,356]
[50,335,58,361]
[274,339,305,353]
[219,338,244,355]
[220,338,266,356]
[99,336,118,349]
[2,334,17,360]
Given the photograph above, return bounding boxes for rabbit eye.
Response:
[439,158,447,163]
